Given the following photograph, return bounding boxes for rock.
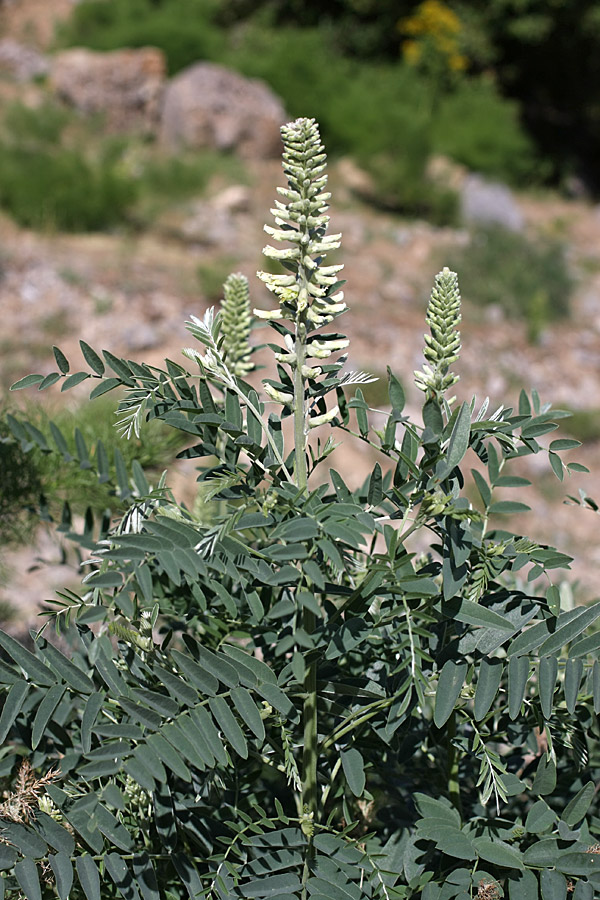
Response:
[0,39,49,81]
[50,47,166,133]
[212,185,251,214]
[461,174,524,232]
[160,62,285,158]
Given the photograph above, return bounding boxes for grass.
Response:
[0,100,246,234]
[444,226,573,341]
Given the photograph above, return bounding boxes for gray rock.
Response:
[0,40,49,82]
[461,174,524,232]
[160,62,285,158]
[50,47,166,133]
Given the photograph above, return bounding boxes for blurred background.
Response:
[1,0,600,626]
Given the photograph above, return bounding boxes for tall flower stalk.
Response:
[256,118,347,833]
[256,117,346,494]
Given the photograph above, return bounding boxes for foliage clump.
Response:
[1,117,599,900]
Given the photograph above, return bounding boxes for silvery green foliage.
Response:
[2,119,600,900]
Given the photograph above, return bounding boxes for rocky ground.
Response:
[1,0,600,624]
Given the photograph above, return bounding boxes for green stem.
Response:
[447,711,463,816]
[293,320,308,493]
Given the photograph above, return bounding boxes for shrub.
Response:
[1,118,599,900]
[445,225,573,340]
[57,0,226,75]
[0,103,136,232]
[432,79,541,185]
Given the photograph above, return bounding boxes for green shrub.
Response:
[0,103,136,232]
[58,0,226,74]
[2,117,599,900]
[433,78,541,185]
[446,225,572,340]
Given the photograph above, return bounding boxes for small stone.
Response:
[461,174,524,232]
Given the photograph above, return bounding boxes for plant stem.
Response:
[447,711,463,816]
[293,319,308,493]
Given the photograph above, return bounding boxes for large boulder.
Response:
[50,47,166,133]
[160,62,285,158]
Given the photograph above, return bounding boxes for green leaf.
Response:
[562,781,595,826]
[14,858,41,900]
[546,584,561,616]
[171,649,219,696]
[81,691,104,754]
[89,377,122,400]
[0,631,55,685]
[508,656,529,720]
[537,603,600,657]
[131,688,179,719]
[52,347,70,374]
[190,705,228,765]
[132,853,160,900]
[507,868,538,900]
[341,748,366,797]
[539,656,558,719]
[1,822,46,858]
[474,658,503,721]
[555,852,600,876]
[146,734,191,780]
[387,368,405,416]
[438,402,471,479]
[434,660,468,727]
[31,683,66,749]
[540,869,567,900]
[0,679,30,742]
[474,838,524,869]
[49,852,73,900]
[488,501,531,514]
[572,881,593,900]
[471,469,491,507]
[119,697,161,730]
[450,598,513,631]
[171,854,204,900]
[354,388,369,436]
[42,642,95,694]
[80,340,105,375]
[103,350,133,381]
[532,755,557,796]
[231,687,265,741]
[61,371,90,391]
[104,853,141,900]
[239,874,303,897]
[94,805,133,851]
[76,855,101,900]
[525,799,557,834]
[549,451,564,481]
[0,846,17,871]
[564,658,583,714]
[38,372,61,391]
[367,463,383,506]
[208,696,248,758]
[550,439,581,451]
[34,812,75,856]
[10,374,44,390]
